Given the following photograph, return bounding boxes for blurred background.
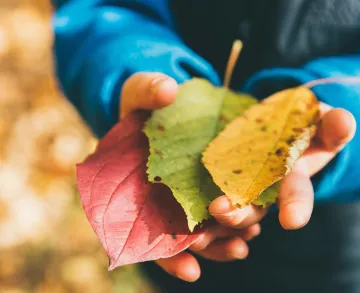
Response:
[0,0,158,292]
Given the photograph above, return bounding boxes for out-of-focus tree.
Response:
[0,1,158,292]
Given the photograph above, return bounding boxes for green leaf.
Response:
[253,182,280,208]
[144,78,257,231]
[218,91,258,132]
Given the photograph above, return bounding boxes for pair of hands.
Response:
[120,72,356,282]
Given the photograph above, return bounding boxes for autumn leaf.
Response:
[77,112,203,269]
[144,79,257,231]
[202,87,320,207]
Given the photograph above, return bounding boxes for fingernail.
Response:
[209,196,233,215]
[233,244,248,259]
[287,205,308,229]
[150,76,171,97]
[176,266,200,282]
[339,115,357,144]
[251,225,261,237]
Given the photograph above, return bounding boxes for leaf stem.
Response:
[223,40,243,88]
[304,76,360,88]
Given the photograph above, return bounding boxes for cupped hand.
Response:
[120,72,356,282]
[209,102,356,232]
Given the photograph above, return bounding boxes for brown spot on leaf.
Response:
[256,118,263,123]
[260,126,267,132]
[292,110,302,115]
[270,168,276,172]
[154,176,162,182]
[157,124,165,131]
[154,149,164,157]
[232,169,242,174]
[286,136,296,145]
[273,130,278,135]
[224,181,228,185]
[293,128,303,133]
[275,148,284,156]
[307,100,317,110]
[219,115,227,122]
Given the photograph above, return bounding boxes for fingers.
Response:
[278,159,314,230]
[278,105,355,228]
[155,252,200,282]
[304,107,356,176]
[190,223,261,251]
[195,237,249,262]
[318,107,356,150]
[120,72,178,118]
[156,224,260,281]
[209,196,267,229]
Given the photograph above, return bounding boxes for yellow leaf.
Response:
[202,86,320,207]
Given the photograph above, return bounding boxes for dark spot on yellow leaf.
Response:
[154,176,162,182]
[256,118,263,123]
[260,126,267,132]
[286,136,296,145]
[268,152,272,156]
[232,169,242,174]
[157,124,165,131]
[293,128,303,133]
[292,110,302,115]
[307,101,317,110]
[275,148,284,156]
[273,130,278,135]
[270,168,276,172]
[224,181,228,185]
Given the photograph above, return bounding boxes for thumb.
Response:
[120,72,178,118]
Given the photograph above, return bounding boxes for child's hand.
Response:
[209,102,356,232]
[119,72,264,280]
[120,73,356,282]
[120,72,179,118]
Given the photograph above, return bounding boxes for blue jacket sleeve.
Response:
[242,55,360,203]
[53,0,220,137]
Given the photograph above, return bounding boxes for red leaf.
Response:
[76,112,203,270]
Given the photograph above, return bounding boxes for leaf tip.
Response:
[108,258,119,271]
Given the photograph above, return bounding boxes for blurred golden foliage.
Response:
[0,1,158,292]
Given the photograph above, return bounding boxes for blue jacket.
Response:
[53,0,360,203]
